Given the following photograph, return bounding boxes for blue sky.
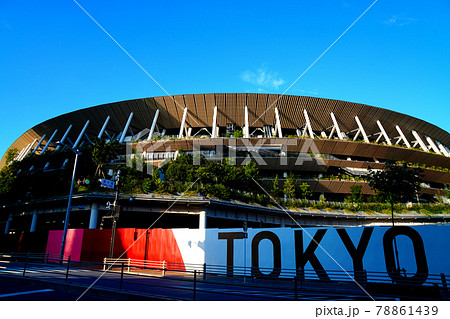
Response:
[1,0,449,157]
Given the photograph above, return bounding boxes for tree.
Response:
[142,166,164,193]
[0,149,20,202]
[299,182,312,200]
[271,175,282,198]
[283,174,297,200]
[367,160,422,209]
[196,160,222,185]
[91,140,121,178]
[349,185,363,203]
[233,129,243,138]
[0,164,18,200]
[367,160,422,271]
[164,150,197,183]
[244,161,259,179]
[5,148,19,165]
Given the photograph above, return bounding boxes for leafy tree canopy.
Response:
[5,148,18,165]
[367,160,422,205]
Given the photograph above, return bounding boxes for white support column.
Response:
[328,126,336,139]
[303,109,314,138]
[98,116,110,139]
[330,112,343,140]
[274,107,283,138]
[376,120,392,145]
[354,116,369,143]
[301,126,307,137]
[244,106,250,138]
[211,106,217,138]
[119,113,134,143]
[395,125,411,148]
[4,214,12,234]
[18,140,38,161]
[411,130,429,152]
[435,141,450,157]
[147,109,160,141]
[178,108,188,139]
[128,126,135,137]
[16,146,28,161]
[89,202,99,229]
[30,210,38,233]
[134,129,144,141]
[353,129,361,141]
[73,120,90,149]
[56,125,73,150]
[375,133,383,143]
[425,136,441,154]
[40,129,58,155]
[199,211,206,230]
[32,135,47,154]
[445,146,450,156]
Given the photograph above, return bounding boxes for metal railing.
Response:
[0,252,449,301]
[101,256,448,288]
[0,252,71,263]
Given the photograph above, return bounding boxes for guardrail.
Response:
[0,253,449,300]
[0,252,71,263]
[101,257,448,288]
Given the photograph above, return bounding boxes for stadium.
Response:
[3,93,450,198]
[0,93,449,274]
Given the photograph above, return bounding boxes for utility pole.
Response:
[243,221,248,283]
[57,141,81,263]
[109,170,121,259]
[391,200,401,272]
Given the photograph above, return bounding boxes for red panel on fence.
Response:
[45,229,83,261]
[116,228,147,260]
[46,228,185,269]
[146,229,185,271]
[80,229,112,262]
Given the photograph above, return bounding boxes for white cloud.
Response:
[290,88,319,96]
[240,67,286,91]
[382,14,417,27]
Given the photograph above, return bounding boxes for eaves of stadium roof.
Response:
[2,93,450,167]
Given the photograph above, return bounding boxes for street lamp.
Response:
[56,141,81,262]
[109,170,121,259]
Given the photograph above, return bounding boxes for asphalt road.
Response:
[0,260,425,301]
[0,277,112,300]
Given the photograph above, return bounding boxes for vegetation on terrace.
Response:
[0,141,449,216]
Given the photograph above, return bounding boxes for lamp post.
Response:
[243,221,248,283]
[57,141,81,262]
[109,170,121,259]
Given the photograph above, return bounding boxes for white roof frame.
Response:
[147,109,160,141]
[73,120,90,149]
[98,116,110,139]
[354,116,369,143]
[274,107,283,138]
[244,106,250,138]
[330,112,343,140]
[303,109,314,138]
[376,120,392,145]
[211,106,217,138]
[178,108,188,139]
[425,135,441,154]
[119,113,134,143]
[40,129,58,155]
[395,125,411,148]
[411,130,429,152]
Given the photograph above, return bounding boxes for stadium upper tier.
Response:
[2,93,450,171]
